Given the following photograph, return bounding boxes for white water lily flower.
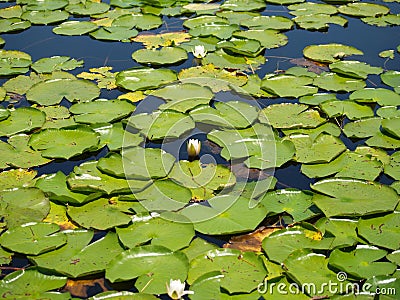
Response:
[192,45,207,58]
[187,138,201,159]
[166,279,194,299]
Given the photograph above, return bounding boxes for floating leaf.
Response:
[384,152,400,180]
[132,32,191,49]
[241,15,293,30]
[329,245,396,279]
[67,198,132,230]
[0,168,36,191]
[77,66,116,90]
[53,21,98,36]
[183,16,228,29]
[303,43,363,63]
[315,217,359,249]
[221,0,266,11]
[0,222,66,255]
[28,126,100,159]
[314,72,366,92]
[0,18,31,33]
[21,10,69,25]
[259,103,326,129]
[382,118,400,139]
[311,178,399,217]
[289,2,338,16]
[0,188,50,228]
[343,117,382,138]
[0,107,45,137]
[330,60,382,79]
[27,78,100,105]
[24,0,68,11]
[233,29,288,49]
[65,2,110,15]
[106,245,189,294]
[358,213,400,250]
[90,26,138,41]
[116,68,177,92]
[0,5,22,18]
[381,71,400,93]
[338,3,390,17]
[0,49,31,75]
[350,88,400,106]
[379,49,395,59]
[188,249,266,294]
[189,23,239,40]
[320,100,374,120]
[293,14,348,30]
[128,110,195,140]
[132,47,188,65]
[32,56,83,73]
[366,132,400,149]
[204,49,265,71]
[117,212,195,251]
[112,13,162,30]
[31,230,124,278]
[261,74,318,97]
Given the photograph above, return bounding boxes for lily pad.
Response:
[358,213,400,250]
[31,230,124,278]
[313,72,366,92]
[189,23,239,40]
[330,60,383,79]
[132,32,191,49]
[0,222,66,255]
[259,103,326,129]
[0,18,31,33]
[117,212,195,251]
[320,100,374,120]
[67,198,132,230]
[89,26,138,42]
[116,68,177,92]
[384,152,400,180]
[366,132,400,149]
[0,187,50,228]
[23,0,68,11]
[381,71,400,93]
[315,217,359,249]
[338,3,390,17]
[94,122,144,151]
[204,49,265,71]
[53,21,98,36]
[350,88,400,106]
[233,29,288,49]
[21,10,69,25]
[183,16,228,29]
[106,245,189,294]
[343,117,382,138]
[293,14,348,30]
[180,195,266,234]
[187,248,266,294]
[241,15,293,30]
[31,56,83,73]
[0,107,45,137]
[289,2,338,16]
[261,74,318,97]
[112,13,162,30]
[26,78,100,105]
[189,101,258,129]
[0,49,31,75]
[221,0,266,12]
[70,99,135,124]
[303,43,363,63]
[132,47,188,66]
[0,168,36,191]
[65,2,110,16]
[28,125,100,159]
[329,245,396,279]
[311,178,399,217]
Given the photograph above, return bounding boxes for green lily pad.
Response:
[364,274,399,300]
[382,118,400,139]
[189,271,224,300]
[117,212,195,251]
[320,100,374,120]
[106,245,189,294]
[67,160,149,194]
[31,230,124,278]
[293,14,348,30]
[221,0,266,11]
[311,178,399,217]
[70,99,135,124]
[282,122,341,139]
[259,103,326,129]
[132,47,187,66]
[343,117,382,138]
[0,222,66,255]
[233,29,288,49]
[0,269,67,298]
[313,72,366,92]
[302,151,383,180]
[204,49,265,71]
[189,101,258,129]
[379,49,395,59]
[0,5,22,18]
[299,93,338,105]
[23,0,68,11]
[88,291,157,299]
[260,189,318,222]
[170,160,236,201]
[183,15,228,29]
[187,248,266,293]
[35,171,94,205]
[284,250,347,297]
[28,125,100,159]
[94,122,144,151]
[350,88,400,106]
[53,21,98,36]
[0,107,45,137]
[65,2,110,15]
[89,26,138,42]
[112,13,162,30]
[180,195,266,234]
[289,2,338,16]
[0,188,50,228]
[330,60,383,79]
[387,250,400,265]
[262,224,334,263]
[0,18,31,33]
[27,78,100,105]
[303,43,364,63]
[363,14,400,27]
[0,134,52,169]
[0,49,31,75]
[384,152,400,180]
[133,32,191,49]
[116,68,177,92]
[128,110,195,140]
[358,213,400,250]
[338,3,390,17]
[381,71,400,93]
[315,217,359,249]
[190,23,239,40]
[67,198,132,230]
[241,15,293,30]
[0,168,36,191]
[329,245,396,279]
[21,9,69,25]
[31,56,83,73]
[366,132,400,149]
[261,74,318,97]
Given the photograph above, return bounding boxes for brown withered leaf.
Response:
[289,58,329,74]
[62,278,108,298]
[223,226,280,252]
[230,163,269,180]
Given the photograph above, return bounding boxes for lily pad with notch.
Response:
[0,107,45,137]
[53,21,98,35]
[132,47,188,66]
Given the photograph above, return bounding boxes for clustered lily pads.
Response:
[0,0,399,299]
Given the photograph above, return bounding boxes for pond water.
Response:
[0,0,399,298]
